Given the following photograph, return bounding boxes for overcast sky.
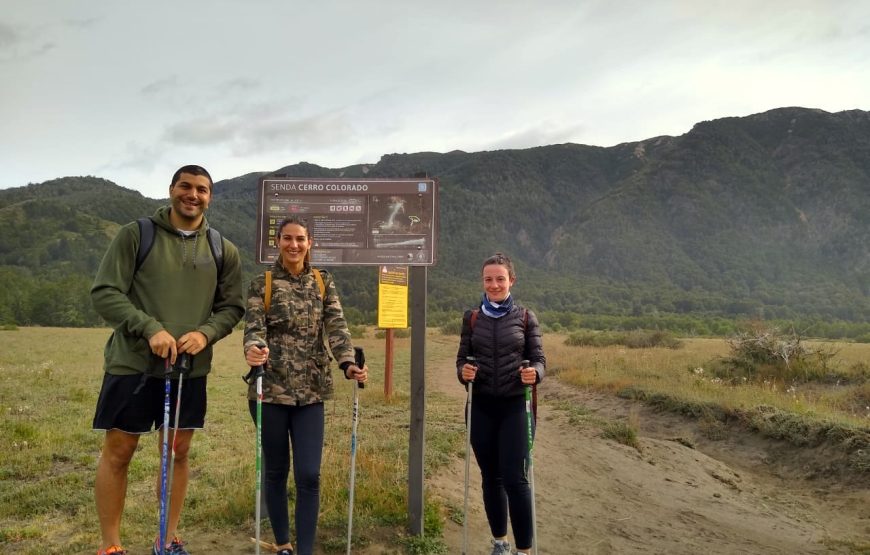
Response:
[2,0,868,199]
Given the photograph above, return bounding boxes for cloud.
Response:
[0,21,55,62]
[141,75,180,96]
[486,121,586,151]
[0,22,18,49]
[235,110,355,154]
[64,17,100,29]
[222,77,260,93]
[103,141,168,174]
[162,102,357,155]
[164,117,236,145]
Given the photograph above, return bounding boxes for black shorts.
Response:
[92,373,207,434]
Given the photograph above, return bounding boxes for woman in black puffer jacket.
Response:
[456,252,546,555]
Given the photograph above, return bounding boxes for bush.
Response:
[564,329,682,349]
[439,320,462,336]
[600,421,640,451]
[623,330,683,349]
[374,327,411,339]
[712,322,838,383]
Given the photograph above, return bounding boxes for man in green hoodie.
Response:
[91,165,245,555]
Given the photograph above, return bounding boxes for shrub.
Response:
[565,329,682,349]
[600,421,640,451]
[374,327,411,339]
[624,330,683,349]
[439,320,462,336]
[348,324,367,338]
[712,322,838,383]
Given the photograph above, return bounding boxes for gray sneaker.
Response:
[490,538,512,555]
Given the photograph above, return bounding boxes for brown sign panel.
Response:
[256,177,438,266]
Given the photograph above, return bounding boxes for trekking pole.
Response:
[346,347,366,555]
[158,358,172,555]
[461,355,477,555]
[165,352,191,538]
[243,343,267,555]
[522,359,538,555]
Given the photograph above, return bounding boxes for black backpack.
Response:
[134,217,224,275]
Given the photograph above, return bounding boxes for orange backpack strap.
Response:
[264,270,272,311]
[312,267,326,300]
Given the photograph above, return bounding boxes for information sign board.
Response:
[256,177,438,266]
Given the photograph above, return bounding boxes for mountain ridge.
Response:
[1,106,868,327]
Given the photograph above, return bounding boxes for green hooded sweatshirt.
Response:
[91,206,245,378]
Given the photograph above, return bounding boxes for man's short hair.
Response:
[171,165,213,190]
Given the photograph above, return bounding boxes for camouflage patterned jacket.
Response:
[243,262,355,405]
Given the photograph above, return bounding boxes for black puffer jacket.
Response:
[455,304,546,398]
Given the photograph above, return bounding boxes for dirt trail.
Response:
[427,351,870,554]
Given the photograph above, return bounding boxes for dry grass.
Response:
[548,335,870,429]
[0,327,459,554]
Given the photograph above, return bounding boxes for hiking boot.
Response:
[152,537,189,555]
[490,538,512,555]
[97,546,127,555]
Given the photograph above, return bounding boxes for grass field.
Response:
[3,327,868,554]
[0,328,462,554]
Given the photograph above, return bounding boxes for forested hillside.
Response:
[1,107,868,335]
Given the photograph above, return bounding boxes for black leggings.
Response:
[249,401,324,555]
[470,393,534,550]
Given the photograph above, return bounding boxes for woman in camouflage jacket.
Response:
[243,215,368,555]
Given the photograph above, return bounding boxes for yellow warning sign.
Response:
[378,265,409,329]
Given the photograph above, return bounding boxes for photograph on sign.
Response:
[256,178,438,266]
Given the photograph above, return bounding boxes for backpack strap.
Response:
[135,218,155,274]
[206,228,224,275]
[264,267,325,313]
[312,267,326,300]
[135,218,224,277]
[264,270,272,311]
